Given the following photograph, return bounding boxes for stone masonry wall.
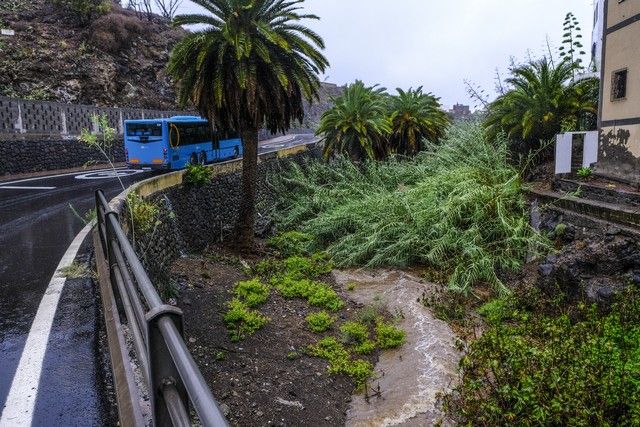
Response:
[0,137,125,175]
[124,144,322,287]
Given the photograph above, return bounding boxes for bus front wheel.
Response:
[233,147,240,159]
[199,151,207,165]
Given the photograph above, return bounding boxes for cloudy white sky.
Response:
[175,0,595,109]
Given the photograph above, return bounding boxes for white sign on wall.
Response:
[0,29,15,36]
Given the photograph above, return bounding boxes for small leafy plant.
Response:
[308,337,374,389]
[306,311,335,333]
[223,298,270,342]
[233,278,270,307]
[375,320,406,349]
[268,231,313,257]
[184,163,213,186]
[126,192,160,233]
[576,166,592,179]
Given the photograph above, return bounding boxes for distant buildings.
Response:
[448,103,471,121]
[593,0,640,182]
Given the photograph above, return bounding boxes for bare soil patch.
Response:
[171,252,377,427]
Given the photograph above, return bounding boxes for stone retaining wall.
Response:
[0,137,125,176]
[108,143,321,289]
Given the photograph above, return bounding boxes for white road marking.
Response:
[0,222,94,427]
[0,186,56,190]
[74,170,144,180]
[0,168,125,186]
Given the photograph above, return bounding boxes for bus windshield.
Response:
[127,123,163,137]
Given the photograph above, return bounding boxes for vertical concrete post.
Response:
[15,103,25,133]
[61,110,68,135]
[118,111,124,135]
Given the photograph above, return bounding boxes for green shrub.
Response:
[306,311,335,333]
[272,123,546,294]
[308,337,373,388]
[375,321,405,349]
[477,297,514,325]
[445,289,640,426]
[271,275,344,311]
[268,231,313,257]
[52,0,111,24]
[283,254,333,279]
[126,192,160,233]
[184,163,213,186]
[354,340,376,355]
[233,278,270,307]
[223,298,270,342]
[340,321,369,344]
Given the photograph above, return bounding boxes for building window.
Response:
[611,69,628,101]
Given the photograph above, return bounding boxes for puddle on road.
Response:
[334,269,462,427]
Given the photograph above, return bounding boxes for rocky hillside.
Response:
[0,0,342,123]
[0,0,184,109]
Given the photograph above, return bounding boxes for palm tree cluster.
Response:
[318,81,451,161]
[484,58,598,152]
[168,0,328,249]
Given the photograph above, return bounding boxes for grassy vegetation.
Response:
[306,311,335,333]
[245,237,406,390]
[223,298,270,343]
[307,337,374,389]
[444,288,640,426]
[272,123,545,294]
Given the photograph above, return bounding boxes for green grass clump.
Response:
[375,321,406,349]
[271,275,344,311]
[223,298,270,342]
[308,337,374,388]
[340,321,369,344]
[271,123,546,294]
[354,340,376,355]
[268,231,313,257]
[233,278,270,307]
[306,311,335,333]
[283,254,333,279]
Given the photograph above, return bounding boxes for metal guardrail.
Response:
[95,190,229,427]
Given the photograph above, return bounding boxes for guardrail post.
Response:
[146,305,189,427]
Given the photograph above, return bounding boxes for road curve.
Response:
[0,134,315,425]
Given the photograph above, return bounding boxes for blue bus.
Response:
[124,116,243,170]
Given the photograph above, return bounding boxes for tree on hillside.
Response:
[484,58,597,150]
[318,80,390,161]
[167,0,328,250]
[388,87,450,156]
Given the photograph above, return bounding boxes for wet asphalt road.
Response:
[0,134,315,425]
[0,168,152,425]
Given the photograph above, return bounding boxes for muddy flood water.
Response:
[333,270,462,427]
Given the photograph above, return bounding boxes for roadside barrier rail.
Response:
[95,189,228,427]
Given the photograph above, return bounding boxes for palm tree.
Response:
[168,0,328,250]
[388,87,450,156]
[484,58,597,148]
[318,80,390,161]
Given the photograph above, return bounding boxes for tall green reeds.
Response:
[270,123,544,294]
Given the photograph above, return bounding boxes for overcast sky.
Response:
[175,0,595,109]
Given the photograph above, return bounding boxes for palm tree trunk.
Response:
[235,127,259,251]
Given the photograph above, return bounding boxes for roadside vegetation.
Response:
[444,287,640,426]
[271,123,544,294]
